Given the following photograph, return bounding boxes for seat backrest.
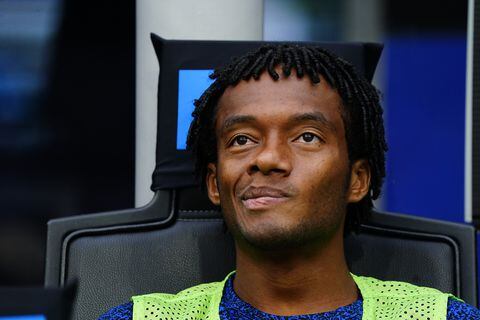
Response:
[45,37,477,319]
[45,188,477,320]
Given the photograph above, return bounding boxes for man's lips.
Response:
[240,187,291,210]
[242,196,288,210]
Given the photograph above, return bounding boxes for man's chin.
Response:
[232,216,345,252]
[238,226,322,251]
[243,235,302,251]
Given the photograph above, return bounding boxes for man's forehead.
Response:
[217,72,342,116]
[214,72,344,134]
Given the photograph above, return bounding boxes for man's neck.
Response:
[232,231,358,316]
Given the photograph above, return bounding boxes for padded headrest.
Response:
[150,35,383,192]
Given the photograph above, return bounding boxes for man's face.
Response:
[206,72,369,250]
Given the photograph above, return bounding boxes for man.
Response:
[99,44,479,319]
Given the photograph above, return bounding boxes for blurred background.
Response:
[0,0,472,286]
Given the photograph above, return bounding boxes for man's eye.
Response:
[231,135,254,146]
[296,132,320,143]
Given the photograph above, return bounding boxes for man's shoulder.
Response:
[96,283,220,320]
[352,274,447,298]
[447,298,480,319]
[353,274,480,319]
[98,274,233,320]
[98,301,133,320]
[132,277,228,303]
[132,279,230,319]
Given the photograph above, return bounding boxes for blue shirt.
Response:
[98,275,480,319]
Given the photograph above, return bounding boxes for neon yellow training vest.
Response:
[132,271,458,320]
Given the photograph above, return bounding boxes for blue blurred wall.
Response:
[384,35,467,223]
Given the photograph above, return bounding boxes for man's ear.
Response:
[206,163,220,205]
[347,159,371,203]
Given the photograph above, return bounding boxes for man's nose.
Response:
[248,137,293,176]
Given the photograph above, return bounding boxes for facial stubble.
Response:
[218,173,351,252]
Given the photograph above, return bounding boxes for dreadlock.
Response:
[186,43,388,233]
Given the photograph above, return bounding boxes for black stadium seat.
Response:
[44,37,478,319]
[45,188,477,320]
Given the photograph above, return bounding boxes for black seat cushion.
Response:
[64,210,459,320]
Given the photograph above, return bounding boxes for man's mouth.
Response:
[242,196,289,210]
[240,187,291,210]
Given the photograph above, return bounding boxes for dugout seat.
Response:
[44,37,477,319]
[45,188,477,320]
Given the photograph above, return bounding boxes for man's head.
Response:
[186,44,387,249]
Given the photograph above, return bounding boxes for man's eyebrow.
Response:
[221,115,256,132]
[219,112,336,132]
[289,112,337,132]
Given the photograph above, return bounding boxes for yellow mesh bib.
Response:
[132,280,224,320]
[132,272,456,320]
[353,274,456,319]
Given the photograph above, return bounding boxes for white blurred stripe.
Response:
[135,0,264,207]
[465,0,474,222]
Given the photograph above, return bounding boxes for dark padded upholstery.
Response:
[45,189,478,320]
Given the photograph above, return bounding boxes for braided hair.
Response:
[186,43,388,233]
